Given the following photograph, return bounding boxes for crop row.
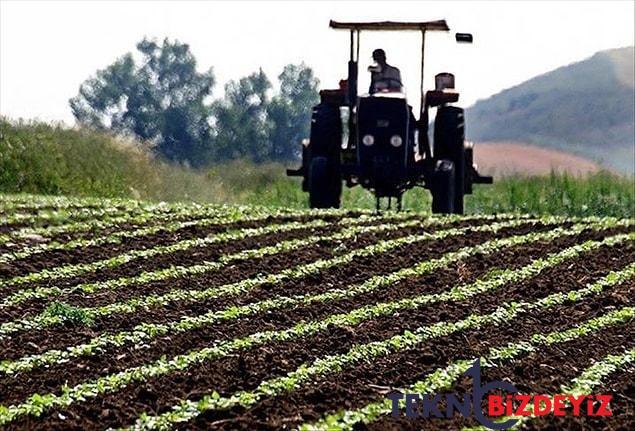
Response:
[0,208,192,248]
[1,202,384,285]
[0,213,517,309]
[0,232,630,425]
[0,200,327,247]
[0,194,347,217]
[31,220,627,319]
[0,217,602,373]
[0,213,329,277]
[120,260,635,430]
[0,204,176,229]
[0,206,610,250]
[0,214,422,309]
[0,202,337,262]
[0,195,140,213]
[0,203,239,255]
[0,195,259,216]
[0,196,355,236]
[6,205,470,272]
[304,304,635,431]
[0,204,193,247]
[0,215,499,333]
[0,211,530,264]
[0,194,160,212]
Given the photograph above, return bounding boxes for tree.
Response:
[267,64,320,161]
[211,69,272,162]
[211,64,319,163]
[69,38,215,167]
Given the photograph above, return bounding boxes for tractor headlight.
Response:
[390,135,403,147]
[362,134,375,146]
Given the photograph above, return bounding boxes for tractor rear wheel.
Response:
[431,159,455,214]
[309,156,341,208]
[434,106,466,214]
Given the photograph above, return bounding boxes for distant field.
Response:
[474,141,602,176]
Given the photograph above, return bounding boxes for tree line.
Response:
[69,38,319,167]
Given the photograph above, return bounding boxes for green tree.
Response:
[69,38,215,167]
[211,64,319,163]
[267,63,320,161]
[211,69,272,162]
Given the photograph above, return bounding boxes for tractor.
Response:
[287,20,492,213]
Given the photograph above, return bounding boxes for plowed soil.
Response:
[0,204,632,431]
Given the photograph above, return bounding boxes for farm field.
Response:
[0,193,633,430]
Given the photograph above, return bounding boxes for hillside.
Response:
[466,46,635,173]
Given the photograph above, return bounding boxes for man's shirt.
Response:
[369,63,403,93]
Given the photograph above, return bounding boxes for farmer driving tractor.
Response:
[287,20,493,213]
[368,48,403,93]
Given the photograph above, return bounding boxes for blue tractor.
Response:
[287,20,492,213]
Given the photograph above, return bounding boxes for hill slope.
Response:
[466,46,634,173]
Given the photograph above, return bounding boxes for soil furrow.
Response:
[172,269,635,431]
[3,243,632,428]
[0,220,433,318]
[0,222,343,312]
[0,220,545,359]
[0,226,621,398]
[0,209,254,266]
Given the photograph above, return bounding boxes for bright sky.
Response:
[1,0,633,124]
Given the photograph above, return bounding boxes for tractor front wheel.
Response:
[431,159,455,214]
[309,156,341,208]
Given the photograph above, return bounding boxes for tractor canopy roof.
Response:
[329,20,449,32]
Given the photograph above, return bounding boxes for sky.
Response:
[1,0,633,124]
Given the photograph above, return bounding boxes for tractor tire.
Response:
[310,104,342,160]
[309,156,341,209]
[431,159,455,214]
[434,106,466,214]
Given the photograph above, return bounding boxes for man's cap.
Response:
[372,49,386,59]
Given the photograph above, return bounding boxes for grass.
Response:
[1,118,633,217]
[207,161,634,218]
[467,171,634,218]
[0,118,220,202]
